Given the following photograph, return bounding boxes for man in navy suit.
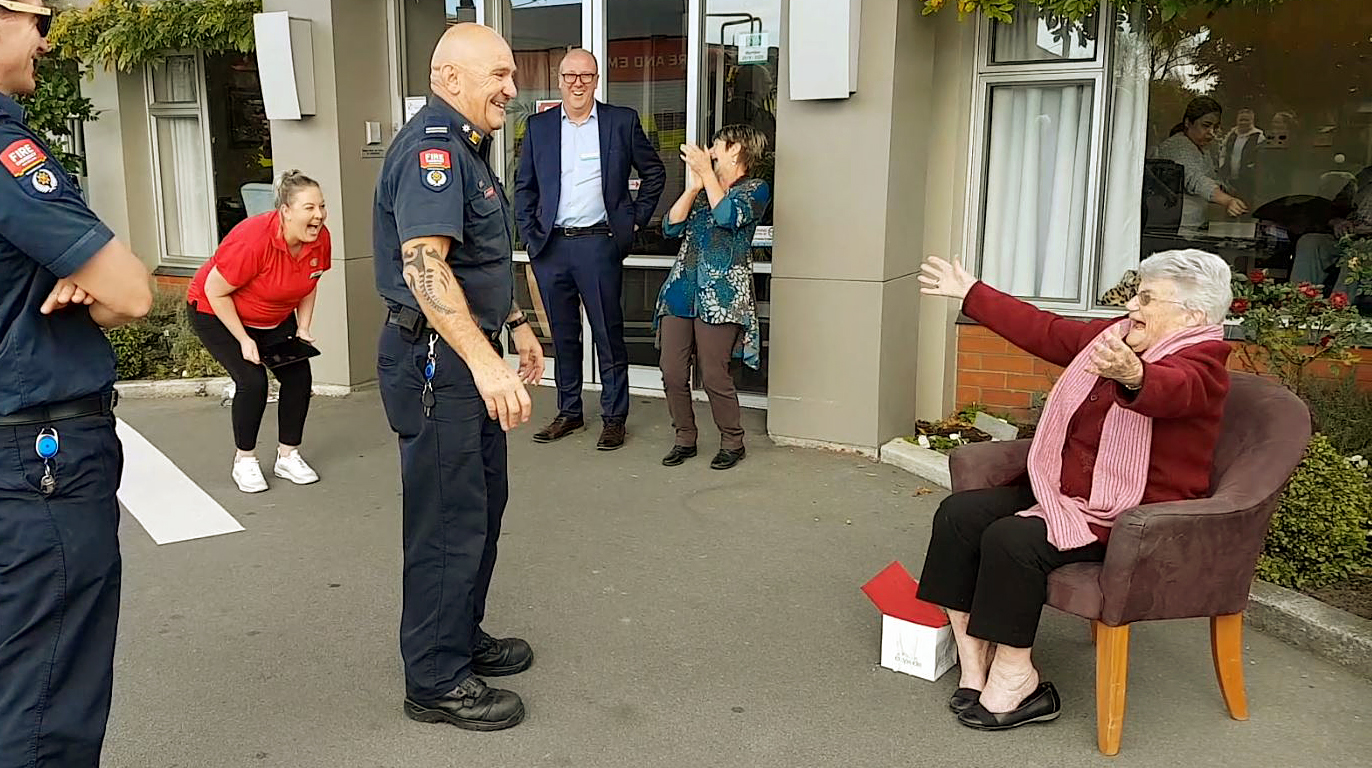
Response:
[515,48,665,450]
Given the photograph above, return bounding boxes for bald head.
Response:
[428,23,517,134]
[559,48,597,75]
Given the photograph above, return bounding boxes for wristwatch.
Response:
[506,314,529,332]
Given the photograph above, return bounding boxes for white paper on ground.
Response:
[115,418,245,545]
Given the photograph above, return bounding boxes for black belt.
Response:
[385,306,503,351]
[0,391,118,427]
[553,223,611,238]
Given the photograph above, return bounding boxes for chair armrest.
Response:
[1097,490,1281,625]
[948,439,1032,492]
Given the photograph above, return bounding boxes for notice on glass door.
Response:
[737,32,769,65]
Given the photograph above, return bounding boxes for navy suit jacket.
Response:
[514,102,666,259]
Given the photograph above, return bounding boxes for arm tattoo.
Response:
[402,244,459,315]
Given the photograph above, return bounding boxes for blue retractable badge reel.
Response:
[36,428,58,459]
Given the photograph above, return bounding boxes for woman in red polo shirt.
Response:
[186,170,330,493]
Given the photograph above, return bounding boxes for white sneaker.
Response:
[273,449,319,485]
[232,456,269,493]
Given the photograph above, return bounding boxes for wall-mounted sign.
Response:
[404,96,425,123]
[752,225,773,247]
[361,146,386,159]
[737,32,769,65]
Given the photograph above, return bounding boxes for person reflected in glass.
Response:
[654,125,771,471]
[1218,108,1264,205]
[1154,97,1249,228]
[1291,166,1372,302]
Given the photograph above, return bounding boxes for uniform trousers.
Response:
[0,413,122,767]
[377,324,507,701]
[916,485,1107,648]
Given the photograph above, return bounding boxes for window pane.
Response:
[154,116,215,261]
[500,0,583,236]
[402,0,480,99]
[621,267,670,367]
[979,83,1094,300]
[1119,0,1372,311]
[704,0,779,258]
[991,6,1097,64]
[608,0,687,256]
[151,55,199,104]
[510,262,557,360]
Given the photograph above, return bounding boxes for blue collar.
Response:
[427,95,490,152]
[0,93,25,122]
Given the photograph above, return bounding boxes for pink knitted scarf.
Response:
[1018,319,1225,550]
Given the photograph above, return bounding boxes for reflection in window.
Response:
[402,0,480,99]
[991,5,1097,64]
[608,0,688,256]
[1124,0,1372,311]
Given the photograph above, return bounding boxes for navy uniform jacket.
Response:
[0,94,116,415]
[513,101,666,259]
[374,96,514,335]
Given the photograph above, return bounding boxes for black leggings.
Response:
[186,303,312,452]
[916,485,1107,648]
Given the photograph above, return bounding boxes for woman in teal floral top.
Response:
[655,124,771,471]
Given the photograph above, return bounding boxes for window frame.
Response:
[145,50,219,269]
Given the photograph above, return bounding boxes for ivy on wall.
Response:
[49,0,261,72]
[921,0,1287,24]
[18,57,95,176]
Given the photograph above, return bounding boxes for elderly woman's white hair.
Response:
[1137,249,1233,324]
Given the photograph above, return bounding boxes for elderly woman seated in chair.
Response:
[916,249,1234,730]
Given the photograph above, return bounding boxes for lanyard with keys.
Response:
[422,333,438,417]
[35,427,58,495]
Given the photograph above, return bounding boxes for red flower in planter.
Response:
[1230,298,1250,315]
[1318,335,1335,348]
[1298,282,1322,299]
[1331,292,1350,309]
[1248,269,1266,284]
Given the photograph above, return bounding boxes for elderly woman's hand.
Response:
[1086,328,1144,388]
[680,144,713,183]
[918,256,977,301]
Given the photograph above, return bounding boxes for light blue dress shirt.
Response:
[555,104,608,227]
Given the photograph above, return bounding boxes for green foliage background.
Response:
[48,0,260,72]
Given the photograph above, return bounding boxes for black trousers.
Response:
[0,413,122,767]
[916,485,1107,648]
[377,324,507,701]
[531,232,629,423]
[187,303,312,452]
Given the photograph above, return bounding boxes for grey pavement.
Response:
[103,389,1371,768]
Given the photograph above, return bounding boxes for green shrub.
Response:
[1303,374,1372,459]
[103,289,227,380]
[1257,433,1372,590]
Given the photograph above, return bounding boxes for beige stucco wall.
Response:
[262,0,390,388]
[769,0,946,451]
[80,65,159,270]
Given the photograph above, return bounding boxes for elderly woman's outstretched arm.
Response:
[1115,342,1231,419]
[963,282,1115,369]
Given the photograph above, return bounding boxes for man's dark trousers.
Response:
[532,231,629,423]
[0,413,123,767]
[377,323,507,701]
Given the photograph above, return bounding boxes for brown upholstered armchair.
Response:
[947,372,1311,756]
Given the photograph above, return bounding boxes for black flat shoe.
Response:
[710,447,745,470]
[662,445,697,466]
[949,687,980,714]
[957,682,1061,731]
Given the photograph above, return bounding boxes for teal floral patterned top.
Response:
[654,178,771,369]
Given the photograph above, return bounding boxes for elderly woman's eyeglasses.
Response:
[1135,291,1183,307]
[0,1,52,38]
[560,73,596,85]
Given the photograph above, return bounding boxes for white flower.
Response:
[948,433,961,441]
[917,435,931,449]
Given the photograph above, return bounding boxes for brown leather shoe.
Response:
[596,422,626,451]
[533,416,584,443]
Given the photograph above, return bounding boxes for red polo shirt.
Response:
[963,282,1232,542]
[187,212,331,328]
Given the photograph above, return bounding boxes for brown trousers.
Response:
[658,316,744,450]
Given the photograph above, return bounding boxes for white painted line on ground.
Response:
[115,418,245,545]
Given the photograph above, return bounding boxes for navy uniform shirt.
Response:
[373,96,514,335]
[0,94,116,416]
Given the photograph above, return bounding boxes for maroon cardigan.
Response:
[963,283,1232,541]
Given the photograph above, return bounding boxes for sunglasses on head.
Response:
[0,1,51,37]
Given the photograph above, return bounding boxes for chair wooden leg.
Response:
[1211,613,1250,721]
[1094,621,1130,756]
